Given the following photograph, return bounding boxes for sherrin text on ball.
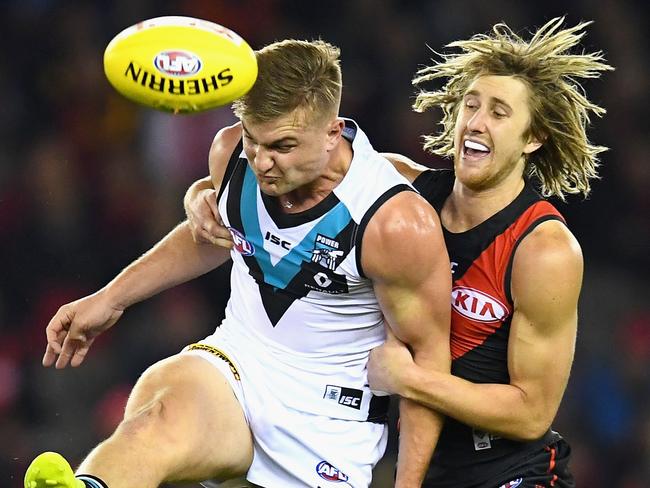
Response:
[103,16,258,113]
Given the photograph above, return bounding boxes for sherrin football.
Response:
[103,16,257,113]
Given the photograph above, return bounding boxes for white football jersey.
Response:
[216,119,412,421]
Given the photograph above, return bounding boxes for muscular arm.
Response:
[102,221,230,310]
[373,220,582,441]
[362,191,451,487]
[103,123,243,309]
[44,125,243,369]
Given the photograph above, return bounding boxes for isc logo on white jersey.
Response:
[323,385,362,410]
[451,286,509,323]
[264,231,291,250]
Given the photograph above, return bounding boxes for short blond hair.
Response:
[413,17,613,199]
[232,39,342,126]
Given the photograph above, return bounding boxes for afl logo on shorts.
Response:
[154,50,202,76]
[498,478,523,488]
[316,461,349,483]
[228,227,255,256]
[452,286,509,323]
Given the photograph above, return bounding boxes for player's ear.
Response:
[523,131,546,155]
[325,118,345,151]
[523,138,543,155]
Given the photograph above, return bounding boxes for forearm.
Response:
[395,339,448,487]
[102,220,230,310]
[396,396,443,487]
[401,367,548,441]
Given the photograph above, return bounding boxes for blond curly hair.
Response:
[413,17,613,199]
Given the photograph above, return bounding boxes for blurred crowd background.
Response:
[1,1,648,487]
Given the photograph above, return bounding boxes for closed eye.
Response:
[271,145,296,153]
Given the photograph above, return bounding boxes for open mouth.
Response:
[463,139,491,159]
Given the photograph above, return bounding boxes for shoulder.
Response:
[515,220,582,272]
[209,122,243,185]
[379,153,429,183]
[209,122,242,159]
[368,191,442,240]
[512,220,583,310]
[361,191,446,281]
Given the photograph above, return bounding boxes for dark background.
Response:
[1,1,648,487]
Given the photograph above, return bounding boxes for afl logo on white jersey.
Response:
[451,286,509,323]
[228,227,255,256]
[316,460,349,483]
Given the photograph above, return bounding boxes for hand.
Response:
[43,291,124,369]
[367,327,415,395]
[185,187,233,249]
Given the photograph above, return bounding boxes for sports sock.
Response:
[76,474,109,488]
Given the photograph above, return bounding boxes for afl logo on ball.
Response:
[153,50,202,76]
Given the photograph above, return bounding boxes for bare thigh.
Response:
[123,354,253,482]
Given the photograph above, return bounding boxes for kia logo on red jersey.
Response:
[153,50,202,76]
[451,286,509,323]
[228,227,255,256]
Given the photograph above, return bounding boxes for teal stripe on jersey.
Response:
[241,167,353,290]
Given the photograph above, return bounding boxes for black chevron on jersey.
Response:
[225,160,358,326]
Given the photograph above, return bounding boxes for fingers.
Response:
[70,338,95,368]
[204,190,220,220]
[202,192,233,246]
[189,221,213,245]
[202,220,233,248]
[186,189,234,247]
[43,308,71,367]
[385,325,407,346]
[385,325,398,341]
[44,305,93,369]
[43,342,60,367]
[207,235,235,249]
[190,224,233,248]
[56,332,88,369]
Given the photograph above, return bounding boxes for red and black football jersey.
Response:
[413,169,566,487]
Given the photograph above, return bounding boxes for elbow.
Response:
[514,423,550,442]
[507,413,553,442]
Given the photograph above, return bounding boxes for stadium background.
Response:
[1,1,648,486]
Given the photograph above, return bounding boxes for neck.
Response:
[442,175,525,233]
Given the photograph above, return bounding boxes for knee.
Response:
[120,395,166,434]
[119,367,182,442]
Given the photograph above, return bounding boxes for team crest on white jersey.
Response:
[311,234,344,271]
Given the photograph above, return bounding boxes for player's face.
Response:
[241,110,343,197]
[452,75,542,192]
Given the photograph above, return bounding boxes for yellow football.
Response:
[103,16,257,113]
